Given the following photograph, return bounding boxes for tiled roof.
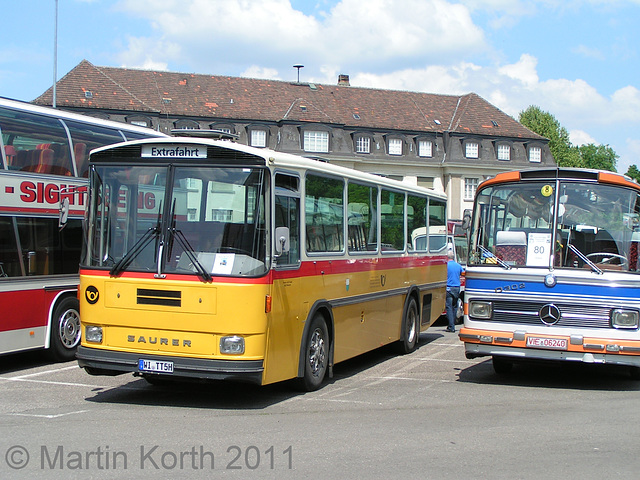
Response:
[34,60,544,140]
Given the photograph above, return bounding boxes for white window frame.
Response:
[465,142,479,159]
[497,144,510,161]
[388,138,403,156]
[250,129,267,148]
[464,177,479,201]
[355,136,370,154]
[529,146,542,163]
[303,130,329,153]
[418,140,433,158]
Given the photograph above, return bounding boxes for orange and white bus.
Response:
[0,97,165,361]
[76,136,448,389]
[462,168,640,377]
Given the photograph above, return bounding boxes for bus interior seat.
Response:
[3,145,16,168]
[74,143,88,177]
[629,231,640,271]
[495,230,527,265]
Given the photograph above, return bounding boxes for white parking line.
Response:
[3,365,79,380]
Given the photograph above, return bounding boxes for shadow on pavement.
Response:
[457,356,640,391]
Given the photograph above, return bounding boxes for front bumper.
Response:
[76,346,264,384]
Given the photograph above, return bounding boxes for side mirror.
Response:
[274,226,290,255]
[59,197,70,230]
[461,209,471,231]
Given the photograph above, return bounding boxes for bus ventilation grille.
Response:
[137,288,181,307]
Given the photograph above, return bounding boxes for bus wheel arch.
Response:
[397,290,420,354]
[48,294,81,362]
[296,303,333,391]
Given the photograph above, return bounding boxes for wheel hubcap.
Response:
[59,309,81,348]
[308,328,326,376]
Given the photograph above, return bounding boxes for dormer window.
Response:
[529,146,542,163]
[303,130,329,153]
[497,144,511,161]
[388,138,403,156]
[418,139,433,158]
[250,129,267,148]
[465,141,479,159]
[355,135,371,154]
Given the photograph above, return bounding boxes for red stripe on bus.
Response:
[79,254,446,283]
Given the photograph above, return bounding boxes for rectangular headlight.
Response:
[469,301,492,320]
[85,325,103,343]
[220,335,245,354]
[611,309,639,329]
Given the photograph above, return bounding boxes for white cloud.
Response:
[570,129,597,146]
[241,65,282,80]
[115,0,486,78]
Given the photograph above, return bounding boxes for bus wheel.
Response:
[629,366,640,380]
[492,356,513,375]
[48,297,81,362]
[397,297,419,354]
[298,315,329,391]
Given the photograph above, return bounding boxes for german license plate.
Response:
[526,336,567,350]
[138,359,174,373]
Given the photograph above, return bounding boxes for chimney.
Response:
[338,74,350,86]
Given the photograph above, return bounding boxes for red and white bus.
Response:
[0,97,165,360]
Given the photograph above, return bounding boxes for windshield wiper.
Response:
[168,227,212,282]
[110,226,160,276]
[567,244,603,274]
[166,199,212,282]
[478,245,511,270]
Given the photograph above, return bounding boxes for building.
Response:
[33,60,553,219]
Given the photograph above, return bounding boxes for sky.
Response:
[1,0,639,173]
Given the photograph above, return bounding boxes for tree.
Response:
[518,105,619,172]
[519,106,581,167]
[626,165,640,182]
[578,144,617,172]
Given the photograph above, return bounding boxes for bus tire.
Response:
[397,296,419,354]
[298,314,329,392]
[629,366,640,380]
[492,355,513,375]
[48,297,81,362]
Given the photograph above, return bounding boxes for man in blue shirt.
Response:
[446,250,464,333]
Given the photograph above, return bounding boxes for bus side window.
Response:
[275,195,299,266]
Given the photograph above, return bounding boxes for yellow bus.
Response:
[76,136,447,390]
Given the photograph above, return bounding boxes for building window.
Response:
[417,177,434,189]
[464,178,479,200]
[212,209,233,222]
[303,130,329,153]
[126,115,151,127]
[250,130,267,148]
[388,138,403,156]
[174,119,200,130]
[497,144,511,161]
[355,136,370,154]
[465,142,479,159]
[418,140,433,157]
[529,146,542,163]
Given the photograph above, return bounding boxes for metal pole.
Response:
[53,0,58,108]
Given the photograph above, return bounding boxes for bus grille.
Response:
[137,288,182,307]
[487,300,612,329]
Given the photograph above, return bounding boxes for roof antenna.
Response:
[293,64,304,83]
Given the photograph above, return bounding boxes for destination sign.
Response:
[141,145,207,158]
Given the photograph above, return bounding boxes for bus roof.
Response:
[479,167,640,192]
[0,96,166,138]
[90,136,447,199]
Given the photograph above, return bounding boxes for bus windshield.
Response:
[469,180,640,271]
[84,164,268,277]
